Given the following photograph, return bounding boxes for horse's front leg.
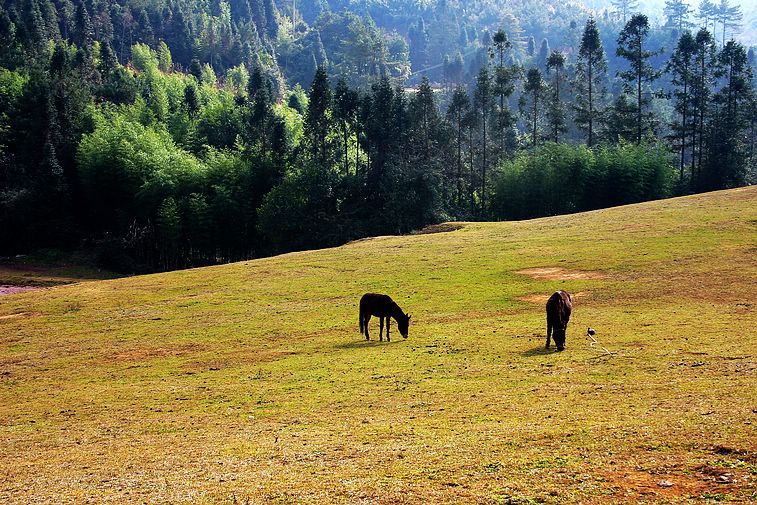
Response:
[379,317,384,342]
[386,318,391,342]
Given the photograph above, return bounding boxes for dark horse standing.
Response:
[359,293,411,341]
[546,290,572,351]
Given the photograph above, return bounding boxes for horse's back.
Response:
[360,293,394,315]
[546,290,572,324]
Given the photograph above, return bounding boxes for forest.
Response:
[0,0,755,271]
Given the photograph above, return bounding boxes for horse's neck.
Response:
[389,302,404,319]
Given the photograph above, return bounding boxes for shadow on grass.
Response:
[521,345,559,357]
[333,339,395,350]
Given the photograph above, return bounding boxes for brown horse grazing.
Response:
[359,293,411,341]
[546,290,572,351]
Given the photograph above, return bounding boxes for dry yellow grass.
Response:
[1,187,756,504]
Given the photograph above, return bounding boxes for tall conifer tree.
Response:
[574,18,607,146]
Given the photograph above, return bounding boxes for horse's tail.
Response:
[359,300,364,335]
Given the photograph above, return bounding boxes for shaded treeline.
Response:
[0,0,755,272]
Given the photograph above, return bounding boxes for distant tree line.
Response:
[0,0,755,272]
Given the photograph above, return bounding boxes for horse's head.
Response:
[398,313,411,338]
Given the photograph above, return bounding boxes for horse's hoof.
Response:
[557,347,564,352]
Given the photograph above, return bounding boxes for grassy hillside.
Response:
[1,187,756,504]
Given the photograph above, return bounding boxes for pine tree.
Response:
[41,0,60,42]
[305,66,332,166]
[98,41,118,76]
[246,66,273,153]
[611,0,639,24]
[21,0,48,51]
[183,82,199,118]
[691,28,717,179]
[166,9,192,67]
[135,8,153,47]
[250,0,266,35]
[704,40,755,188]
[616,14,661,144]
[491,29,518,158]
[157,40,172,72]
[334,78,358,174]
[748,98,757,178]
[56,0,73,42]
[574,18,607,146]
[409,76,440,162]
[473,67,493,213]
[545,51,567,142]
[664,0,693,33]
[716,0,743,46]
[446,86,471,206]
[313,30,328,68]
[666,30,697,181]
[262,0,278,39]
[697,0,717,33]
[270,114,289,172]
[605,93,637,143]
[492,30,510,67]
[363,77,393,186]
[229,0,253,23]
[409,18,429,74]
[537,39,550,70]
[39,130,65,200]
[522,68,546,146]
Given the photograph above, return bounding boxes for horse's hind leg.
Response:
[379,317,384,342]
[546,322,552,349]
[364,315,371,340]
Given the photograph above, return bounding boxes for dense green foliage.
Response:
[0,0,755,271]
[490,142,673,219]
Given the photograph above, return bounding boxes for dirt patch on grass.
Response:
[0,311,42,321]
[602,464,753,501]
[109,343,206,362]
[515,267,607,281]
[517,292,588,304]
[602,468,713,499]
[413,223,465,235]
[0,285,44,296]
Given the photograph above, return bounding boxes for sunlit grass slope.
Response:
[1,187,756,504]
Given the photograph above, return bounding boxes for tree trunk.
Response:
[553,68,561,142]
[637,37,643,145]
[482,110,487,215]
[457,114,462,206]
[532,91,538,146]
[343,120,349,174]
[588,56,593,147]
[680,72,688,182]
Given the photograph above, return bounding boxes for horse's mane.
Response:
[390,301,407,320]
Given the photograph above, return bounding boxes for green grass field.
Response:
[1,187,756,504]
